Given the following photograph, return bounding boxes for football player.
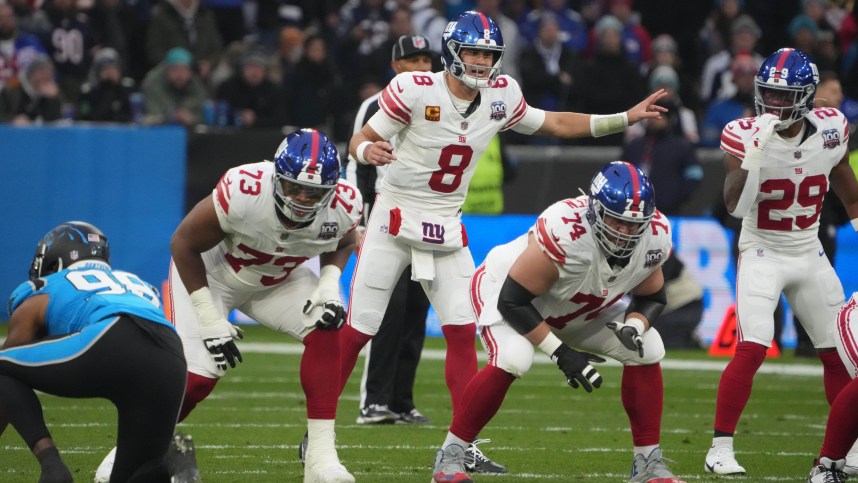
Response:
[705,48,858,475]
[95,129,362,483]
[807,292,858,482]
[431,161,685,483]
[1,222,186,483]
[340,10,668,473]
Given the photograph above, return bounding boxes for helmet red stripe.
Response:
[626,162,641,208]
[308,130,319,173]
[478,12,490,33]
[773,48,793,80]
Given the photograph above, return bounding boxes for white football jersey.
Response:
[368,71,545,215]
[720,108,850,252]
[480,196,672,328]
[205,161,362,289]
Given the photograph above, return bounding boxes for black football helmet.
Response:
[30,221,110,281]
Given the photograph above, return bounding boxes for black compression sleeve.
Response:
[497,276,544,335]
[626,285,667,323]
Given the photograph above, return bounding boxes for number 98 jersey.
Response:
[720,108,849,252]
[367,71,545,216]
[8,265,170,336]
[208,161,362,289]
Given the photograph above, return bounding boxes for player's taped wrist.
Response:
[189,287,223,327]
[316,265,342,301]
[852,218,858,232]
[623,317,646,334]
[730,165,761,219]
[537,331,563,357]
[589,112,628,137]
[356,141,372,165]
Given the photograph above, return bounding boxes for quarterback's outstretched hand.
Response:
[550,344,605,392]
[627,89,669,124]
[607,318,645,357]
[200,320,244,370]
[303,265,345,331]
[742,113,780,169]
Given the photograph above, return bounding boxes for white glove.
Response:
[190,287,243,370]
[606,317,645,357]
[303,265,345,330]
[742,113,780,170]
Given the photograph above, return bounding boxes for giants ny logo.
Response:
[422,222,445,244]
[822,128,840,149]
[489,101,507,121]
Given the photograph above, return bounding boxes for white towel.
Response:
[410,247,435,282]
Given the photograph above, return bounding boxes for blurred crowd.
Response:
[0,0,857,147]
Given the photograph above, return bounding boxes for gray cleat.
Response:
[629,448,685,483]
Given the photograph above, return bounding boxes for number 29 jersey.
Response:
[477,196,672,328]
[368,71,546,216]
[720,108,850,252]
[207,161,362,289]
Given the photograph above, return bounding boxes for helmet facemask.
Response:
[588,199,652,260]
[274,174,334,223]
[754,81,815,130]
[445,43,504,88]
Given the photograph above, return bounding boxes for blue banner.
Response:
[0,126,186,304]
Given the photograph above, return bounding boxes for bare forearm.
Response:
[723,169,748,213]
[170,242,210,294]
[536,112,591,138]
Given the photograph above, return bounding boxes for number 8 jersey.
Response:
[368,71,545,215]
[720,108,850,252]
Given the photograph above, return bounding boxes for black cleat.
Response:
[166,432,201,483]
[464,439,507,474]
[397,408,431,424]
[298,431,308,467]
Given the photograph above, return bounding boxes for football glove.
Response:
[189,287,243,371]
[550,344,605,392]
[607,318,645,357]
[741,113,780,170]
[303,265,345,331]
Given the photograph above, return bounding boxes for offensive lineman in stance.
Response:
[340,10,668,470]
[431,162,686,483]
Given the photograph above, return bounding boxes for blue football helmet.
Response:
[586,162,656,260]
[273,129,340,223]
[755,48,819,130]
[441,10,505,88]
[30,221,110,280]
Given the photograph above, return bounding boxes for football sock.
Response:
[820,379,858,459]
[634,445,658,458]
[307,419,337,459]
[302,329,340,419]
[622,364,663,446]
[449,365,515,443]
[179,372,219,422]
[819,349,851,405]
[711,436,735,449]
[441,323,478,415]
[713,341,766,434]
[338,325,372,395]
[441,433,470,452]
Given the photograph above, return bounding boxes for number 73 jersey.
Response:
[720,108,849,252]
[476,196,672,329]
[207,161,362,288]
[368,71,544,215]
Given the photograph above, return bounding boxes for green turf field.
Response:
[0,325,832,482]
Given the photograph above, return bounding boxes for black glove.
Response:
[303,300,345,331]
[550,344,605,392]
[202,325,244,370]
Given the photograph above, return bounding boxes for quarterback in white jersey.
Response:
[705,48,858,476]
[171,129,361,483]
[431,162,685,483]
[338,14,669,473]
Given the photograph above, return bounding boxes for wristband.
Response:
[852,218,858,232]
[356,141,372,165]
[624,317,647,334]
[590,112,628,137]
[537,331,563,357]
[189,287,222,327]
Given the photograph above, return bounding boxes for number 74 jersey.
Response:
[720,108,849,252]
[208,161,362,288]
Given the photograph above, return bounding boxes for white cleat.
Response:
[304,460,355,483]
[94,447,117,483]
[845,440,858,476]
[704,446,746,475]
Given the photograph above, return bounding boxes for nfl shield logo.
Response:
[794,151,802,159]
[756,248,765,257]
[412,35,426,49]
